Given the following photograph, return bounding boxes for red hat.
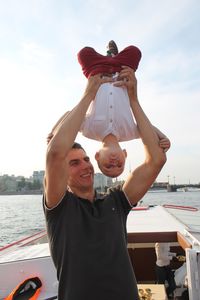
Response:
[77,45,142,78]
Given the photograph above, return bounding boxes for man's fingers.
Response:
[102,77,113,83]
[118,69,135,83]
[113,80,127,87]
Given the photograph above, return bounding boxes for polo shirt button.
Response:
[110,92,112,95]
[110,105,113,108]
[110,119,113,122]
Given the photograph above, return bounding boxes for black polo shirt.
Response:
[44,186,139,300]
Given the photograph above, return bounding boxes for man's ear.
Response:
[95,151,99,161]
[123,149,127,158]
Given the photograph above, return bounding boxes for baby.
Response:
[47,42,170,178]
[77,41,170,177]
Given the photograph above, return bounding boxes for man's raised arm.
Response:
[44,75,112,208]
[115,66,167,205]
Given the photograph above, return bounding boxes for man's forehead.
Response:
[67,148,87,159]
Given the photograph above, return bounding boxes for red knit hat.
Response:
[77,45,142,78]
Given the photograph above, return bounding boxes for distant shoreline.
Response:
[0,190,43,196]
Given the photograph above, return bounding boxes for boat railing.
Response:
[0,230,47,254]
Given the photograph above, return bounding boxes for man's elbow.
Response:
[147,149,167,170]
[46,143,66,164]
[154,151,167,168]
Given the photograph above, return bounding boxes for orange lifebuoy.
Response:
[4,277,42,300]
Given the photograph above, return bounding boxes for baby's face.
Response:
[95,147,126,178]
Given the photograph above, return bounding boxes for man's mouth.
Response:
[81,173,92,178]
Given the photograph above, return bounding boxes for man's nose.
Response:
[82,160,92,168]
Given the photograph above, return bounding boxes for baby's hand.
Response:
[159,138,171,152]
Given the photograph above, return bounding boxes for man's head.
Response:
[66,142,94,190]
[95,146,127,178]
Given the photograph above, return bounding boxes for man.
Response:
[43,67,167,300]
[155,242,177,298]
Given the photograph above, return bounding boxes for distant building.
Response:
[0,171,115,194]
[0,175,17,192]
[32,171,45,183]
[94,173,113,192]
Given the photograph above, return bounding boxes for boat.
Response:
[0,205,200,300]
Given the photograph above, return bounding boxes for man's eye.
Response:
[70,161,79,166]
[84,157,90,162]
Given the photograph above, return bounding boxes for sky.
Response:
[0,0,200,184]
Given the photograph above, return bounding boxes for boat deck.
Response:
[128,205,188,233]
[1,205,199,300]
[0,243,50,263]
[165,206,200,232]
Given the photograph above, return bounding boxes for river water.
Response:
[0,191,200,247]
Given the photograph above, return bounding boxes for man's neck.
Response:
[68,186,95,202]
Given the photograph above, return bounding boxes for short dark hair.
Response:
[72,142,85,152]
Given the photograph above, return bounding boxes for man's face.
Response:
[95,147,126,178]
[66,149,94,189]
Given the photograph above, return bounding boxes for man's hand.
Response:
[113,66,138,100]
[84,74,113,100]
[159,137,171,152]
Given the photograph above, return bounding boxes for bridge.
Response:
[150,183,200,192]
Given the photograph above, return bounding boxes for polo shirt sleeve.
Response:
[43,190,68,218]
[43,191,70,246]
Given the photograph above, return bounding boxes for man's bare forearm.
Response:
[50,111,71,134]
[126,71,166,162]
[153,126,167,140]
[47,75,113,159]
[115,67,164,162]
[114,67,167,204]
[47,94,93,158]
[129,96,163,161]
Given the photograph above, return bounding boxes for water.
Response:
[141,189,200,208]
[0,191,200,247]
[0,195,45,247]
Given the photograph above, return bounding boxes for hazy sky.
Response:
[0,0,199,184]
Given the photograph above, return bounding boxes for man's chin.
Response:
[81,176,94,186]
